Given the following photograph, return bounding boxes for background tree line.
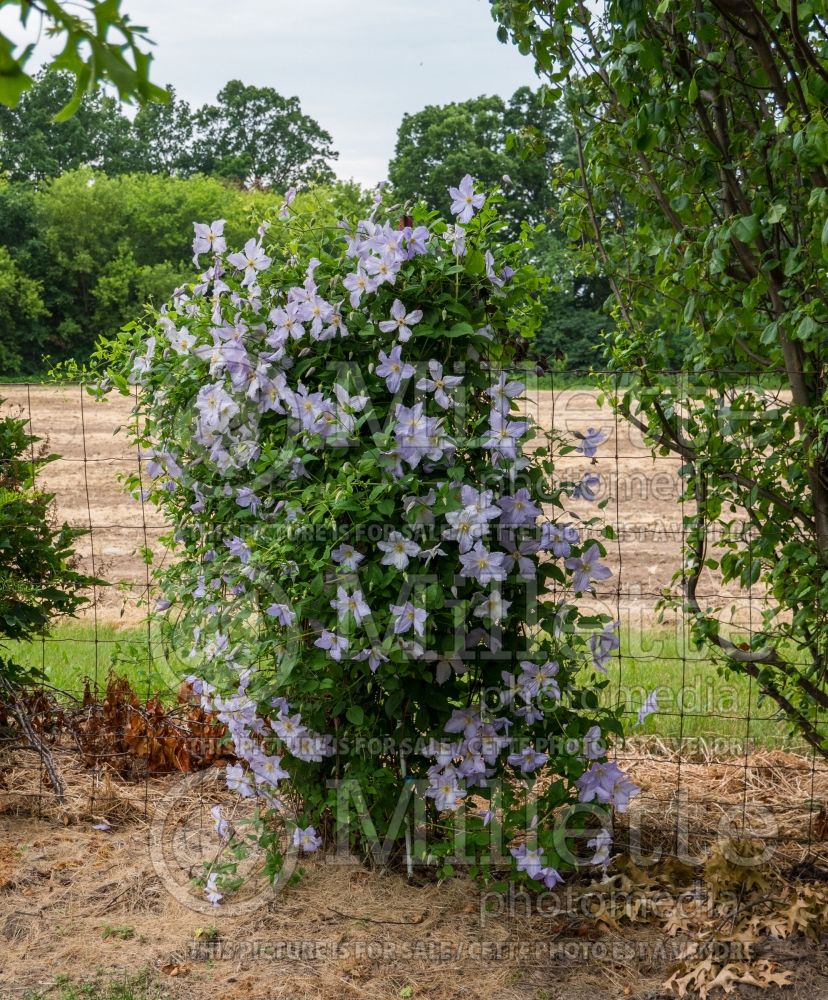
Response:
[0,71,689,376]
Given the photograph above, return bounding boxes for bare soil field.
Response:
[0,383,751,632]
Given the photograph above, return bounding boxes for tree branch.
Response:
[0,677,65,802]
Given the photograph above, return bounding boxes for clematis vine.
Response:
[98,174,636,906]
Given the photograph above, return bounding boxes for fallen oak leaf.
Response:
[161,963,191,977]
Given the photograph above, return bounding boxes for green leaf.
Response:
[731,214,760,243]
[345,705,364,726]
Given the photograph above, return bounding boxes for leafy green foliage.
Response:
[0,245,46,372]
[491,0,828,752]
[190,80,338,188]
[388,86,624,370]
[0,171,368,374]
[0,399,97,688]
[0,0,166,112]
[0,70,138,180]
[389,87,567,233]
[0,71,339,185]
[90,184,629,890]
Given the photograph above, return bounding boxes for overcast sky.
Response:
[3,0,540,185]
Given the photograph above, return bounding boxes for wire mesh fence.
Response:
[0,374,826,870]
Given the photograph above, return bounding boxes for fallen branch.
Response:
[0,676,65,802]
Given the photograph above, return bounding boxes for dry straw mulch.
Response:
[1,739,828,1000]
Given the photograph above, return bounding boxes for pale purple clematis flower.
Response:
[576,762,640,813]
[589,619,620,672]
[251,753,290,786]
[314,630,349,661]
[485,250,504,288]
[342,267,376,307]
[510,844,545,879]
[353,646,389,673]
[379,299,423,342]
[378,531,421,570]
[540,523,580,557]
[582,725,605,761]
[486,372,525,415]
[364,252,399,286]
[293,825,322,851]
[574,427,607,458]
[193,219,226,263]
[225,535,251,564]
[228,239,272,287]
[444,706,482,740]
[473,590,511,621]
[205,871,223,906]
[377,346,415,393]
[540,866,564,889]
[565,543,612,592]
[287,733,333,762]
[449,174,485,223]
[226,763,255,798]
[390,601,428,636]
[265,603,296,627]
[449,224,466,257]
[426,768,466,811]
[196,382,239,432]
[331,542,364,571]
[235,486,260,514]
[443,506,487,553]
[416,360,463,409]
[166,324,197,355]
[587,829,613,871]
[434,656,464,684]
[500,532,539,578]
[278,187,297,219]
[459,541,507,584]
[405,225,430,256]
[482,411,529,464]
[518,659,560,701]
[425,739,459,767]
[497,488,541,527]
[572,473,601,502]
[507,745,549,773]
[332,586,371,625]
[271,712,307,741]
[636,689,659,726]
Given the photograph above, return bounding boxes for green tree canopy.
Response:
[0,69,137,179]
[191,80,338,188]
[388,86,567,231]
[129,85,195,175]
[388,87,623,370]
[491,0,828,752]
[0,72,339,188]
[0,171,368,374]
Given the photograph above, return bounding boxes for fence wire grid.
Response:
[1,373,827,871]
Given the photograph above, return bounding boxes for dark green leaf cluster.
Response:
[0,0,167,112]
[0,400,99,688]
[0,172,368,375]
[0,72,338,186]
[490,0,828,752]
